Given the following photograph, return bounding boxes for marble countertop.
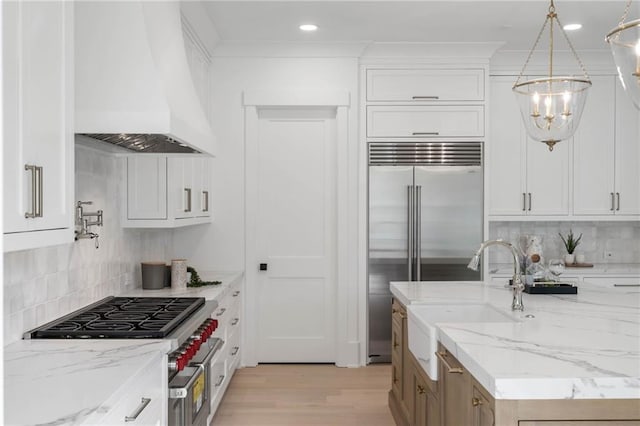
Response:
[4,340,171,425]
[4,270,243,425]
[489,262,640,276]
[391,280,640,400]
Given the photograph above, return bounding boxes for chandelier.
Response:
[513,0,592,151]
[606,0,640,110]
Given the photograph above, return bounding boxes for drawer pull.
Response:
[614,284,640,287]
[435,351,463,374]
[231,346,240,356]
[412,96,440,100]
[411,132,440,136]
[124,397,151,422]
[216,308,227,317]
[231,318,239,326]
[215,374,225,387]
[472,397,482,407]
[232,291,240,297]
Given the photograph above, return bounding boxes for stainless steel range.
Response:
[26,296,222,426]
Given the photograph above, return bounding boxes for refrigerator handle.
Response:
[407,185,414,281]
[415,185,422,282]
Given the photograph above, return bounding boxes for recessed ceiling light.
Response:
[299,24,318,32]
[563,23,582,31]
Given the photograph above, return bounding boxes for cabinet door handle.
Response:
[472,397,482,407]
[36,166,43,217]
[528,193,532,211]
[611,193,616,211]
[412,96,440,100]
[231,318,239,326]
[216,307,227,317]
[435,351,464,374]
[232,291,240,297]
[215,374,225,387]
[411,132,440,136]
[202,190,209,212]
[231,346,240,356]
[417,385,426,395]
[124,397,151,422]
[522,193,526,211]
[24,165,37,218]
[184,188,192,212]
[393,337,399,349]
[616,192,620,211]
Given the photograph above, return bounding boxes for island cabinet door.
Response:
[412,357,441,426]
[437,344,472,426]
[471,379,496,426]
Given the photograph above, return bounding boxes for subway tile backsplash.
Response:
[3,144,173,345]
[488,221,640,264]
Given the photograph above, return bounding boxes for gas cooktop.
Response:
[27,296,206,339]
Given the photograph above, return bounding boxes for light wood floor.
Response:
[211,364,396,426]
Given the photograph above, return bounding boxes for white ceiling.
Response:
[201,1,639,51]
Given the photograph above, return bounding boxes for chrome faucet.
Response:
[467,239,524,311]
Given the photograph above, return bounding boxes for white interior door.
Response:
[252,107,337,363]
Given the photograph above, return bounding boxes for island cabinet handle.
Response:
[417,385,426,395]
[472,397,482,407]
[124,397,151,422]
[435,351,464,374]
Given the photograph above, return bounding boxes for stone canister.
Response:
[141,262,167,290]
[171,259,188,289]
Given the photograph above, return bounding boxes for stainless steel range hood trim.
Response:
[79,134,200,154]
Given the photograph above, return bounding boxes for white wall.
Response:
[3,144,173,345]
[172,55,360,270]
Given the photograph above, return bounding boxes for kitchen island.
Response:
[390,279,640,425]
[3,271,242,425]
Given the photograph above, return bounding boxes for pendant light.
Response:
[513,0,592,151]
[606,0,640,110]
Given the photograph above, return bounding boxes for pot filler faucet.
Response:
[467,239,524,311]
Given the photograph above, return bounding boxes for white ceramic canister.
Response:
[171,259,188,289]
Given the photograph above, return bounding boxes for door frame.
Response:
[243,88,358,366]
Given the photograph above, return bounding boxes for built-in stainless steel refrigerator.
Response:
[368,142,483,363]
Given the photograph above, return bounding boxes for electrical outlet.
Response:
[604,251,614,260]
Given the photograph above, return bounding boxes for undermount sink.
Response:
[407,304,517,381]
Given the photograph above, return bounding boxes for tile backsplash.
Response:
[3,143,173,345]
[488,221,640,264]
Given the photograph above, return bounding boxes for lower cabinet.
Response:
[208,278,243,422]
[391,300,640,426]
[98,353,165,425]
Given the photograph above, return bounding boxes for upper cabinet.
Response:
[123,155,212,228]
[364,66,487,141]
[488,76,570,217]
[3,1,74,252]
[574,75,640,217]
[366,69,485,102]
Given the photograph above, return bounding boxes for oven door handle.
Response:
[169,365,205,399]
[191,338,224,367]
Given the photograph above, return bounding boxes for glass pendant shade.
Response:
[513,77,591,151]
[513,1,591,151]
[607,18,640,110]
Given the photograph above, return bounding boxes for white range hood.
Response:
[75,1,216,155]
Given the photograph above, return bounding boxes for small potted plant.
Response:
[559,229,582,265]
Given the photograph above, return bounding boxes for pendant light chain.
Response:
[514,15,551,86]
[554,14,591,80]
[617,0,633,26]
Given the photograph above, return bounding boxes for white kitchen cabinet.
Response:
[366,68,485,102]
[367,105,484,138]
[573,75,640,217]
[96,352,165,425]
[123,155,212,228]
[208,280,242,421]
[488,76,570,217]
[3,0,74,252]
[582,276,640,288]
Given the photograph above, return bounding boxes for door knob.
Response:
[259,263,268,271]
